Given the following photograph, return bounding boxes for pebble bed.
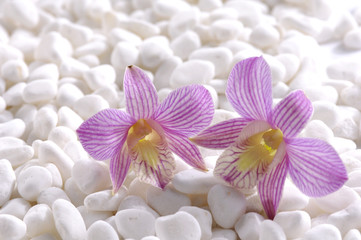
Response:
[0,0,361,240]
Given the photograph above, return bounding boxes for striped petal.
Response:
[166,132,207,170]
[124,65,159,120]
[286,138,348,197]
[77,109,134,160]
[130,133,175,189]
[191,118,251,149]
[226,56,272,122]
[272,90,313,138]
[110,144,132,193]
[152,85,214,137]
[257,151,288,219]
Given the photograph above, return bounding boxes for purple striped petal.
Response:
[226,56,272,122]
[166,132,207,170]
[286,138,348,197]
[130,136,175,189]
[76,109,134,160]
[124,65,159,120]
[272,90,313,138]
[191,118,251,149]
[152,85,214,137]
[110,144,132,193]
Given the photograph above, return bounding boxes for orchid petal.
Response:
[226,56,272,121]
[272,90,313,138]
[286,138,348,197]
[191,118,251,149]
[110,144,132,193]
[165,132,207,170]
[257,150,288,219]
[130,135,175,189]
[152,85,214,137]
[124,65,159,120]
[76,109,134,160]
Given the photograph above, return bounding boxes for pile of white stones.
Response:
[0,0,361,239]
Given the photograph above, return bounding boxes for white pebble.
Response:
[276,53,300,83]
[1,59,28,83]
[344,229,361,240]
[32,107,58,140]
[83,64,116,91]
[23,79,57,104]
[302,120,334,142]
[304,85,338,104]
[28,63,59,82]
[327,200,361,235]
[59,22,93,47]
[0,198,31,219]
[210,7,238,22]
[118,195,159,218]
[0,159,15,206]
[235,212,264,240]
[303,224,342,240]
[327,59,361,82]
[154,56,182,89]
[0,137,34,167]
[64,178,87,207]
[2,0,39,29]
[75,41,108,57]
[329,137,357,154]
[0,214,27,240]
[153,0,191,19]
[273,82,290,98]
[312,101,341,129]
[249,23,280,48]
[198,0,222,11]
[72,160,111,194]
[108,28,142,47]
[168,9,200,39]
[121,19,161,39]
[155,211,201,240]
[78,54,100,67]
[48,126,77,149]
[333,12,358,39]
[56,84,84,108]
[23,204,56,238]
[45,163,63,188]
[324,79,353,96]
[346,170,361,187]
[87,220,119,240]
[73,95,109,120]
[274,211,311,239]
[115,209,156,239]
[259,220,286,240]
[278,179,309,211]
[179,206,212,240]
[139,36,172,70]
[341,86,361,111]
[211,19,244,42]
[37,187,70,207]
[84,188,127,211]
[63,140,88,162]
[128,178,151,200]
[212,229,238,240]
[0,97,5,113]
[170,60,215,88]
[0,42,23,66]
[263,55,286,84]
[57,106,83,131]
[344,28,361,49]
[0,118,25,138]
[224,0,266,27]
[171,31,201,60]
[59,57,90,78]
[53,199,87,240]
[333,115,359,140]
[208,184,246,228]
[3,82,26,106]
[111,42,139,71]
[17,165,53,201]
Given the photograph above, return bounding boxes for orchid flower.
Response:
[192,56,348,219]
[77,65,214,192]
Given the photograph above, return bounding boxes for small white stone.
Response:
[118,195,159,218]
[0,159,15,206]
[274,211,311,239]
[235,212,264,240]
[273,82,290,98]
[171,31,201,60]
[128,178,151,200]
[344,229,361,240]
[168,9,200,39]
[327,200,361,235]
[59,22,93,47]
[278,179,309,211]
[0,97,5,113]
[327,59,361,82]
[56,84,84,109]
[208,184,246,228]
[259,220,286,240]
[280,13,324,38]
[64,178,87,207]
[23,79,57,104]
[0,198,31,219]
[333,115,359,141]
[312,101,341,129]
[108,28,142,47]
[211,19,244,42]
[75,41,109,58]
[301,120,334,142]
[303,224,342,240]
[264,55,286,84]
[84,188,127,211]
[341,86,361,111]
[212,229,238,240]
[249,23,280,48]
[179,206,212,240]
[153,0,191,19]
[0,43,23,67]
[0,214,27,240]
[155,211,201,240]
[170,60,215,88]
[0,137,34,167]
[1,59,28,83]
[346,170,361,187]
[198,0,222,11]
[17,165,53,201]
[45,163,63,188]
[28,63,59,82]
[48,126,77,149]
[142,237,160,240]
[120,18,161,39]
[329,137,357,154]
[58,106,83,131]
[157,88,172,102]
[344,28,361,49]
[53,199,87,240]
[78,54,100,67]
[32,107,58,140]
[0,118,25,138]
[59,57,90,78]
[23,204,56,238]
[73,95,109,120]
[111,42,139,71]
[37,187,70,207]
[139,36,172,70]
[278,34,320,60]
[304,85,338,104]
[276,53,300,83]
[154,56,182,89]
[87,220,119,240]
[63,140,88,163]
[2,0,39,29]
[83,64,116,91]
[333,12,358,39]
[115,209,156,239]
[224,0,266,27]
[3,82,26,106]
[72,160,111,194]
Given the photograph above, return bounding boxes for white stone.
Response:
[153,0,191,19]
[168,9,200,39]
[108,28,142,47]
[303,85,338,104]
[23,204,56,238]
[209,79,227,94]
[72,160,111,194]
[274,211,311,239]
[333,12,358,39]
[344,28,361,49]
[32,107,58,140]
[341,86,361,111]
[78,54,100,67]
[128,178,151,200]
[0,118,25,138]
[155,211,201,240]
[249,23,280,48]
[73,95,109,120]
[172,169,222,194]
[2,0,39,29]
[17,165,53,201]
[58,106,83,131]
[75,41,108,57]
[312,101,341,129]
[327,59,361,82]
[0,159,15,206]
[3,82,26,106]
[235,212,264,240]
[280,13,324,38]
[48,126,77,149]
[56,84,84,108]
[344,229,361,240]
[118,195,159,218]
[83,64,116,91]
[171,31,201,60]
[53,199,87,240]
[278,179,309,211]
[170,60,215,88]
[45,163,63,188]
[264,55,286,84]
[278,34,320,60]
[111,42,139,71]
[0,111,13,123]
[64,178,87,207]
[259,220,286,240]
[0,137,34,167]
[208,184,246,228]
[301,120,334,142]
[115,209,156,239]
[59,22,93,47]
[179,206,212,240]
[198,0,222,11]
[38,140,74,180]
[63,140,88,163]
[154,56,182,89]
[87,220,119,240]
[327,200,361,235]
[224,0,266,27]
[0,198,31,219]
[23,79,57,103]
[1,59,28,83]
[0,97,5,113]
[34,31,73,63]
[303,224,342,240]
[329,137,357,154]
[276,53,300,83]
[139,36,172,70]
[157,88,172,102]
[333,115,359,140]
[0,214,27,240]
[59,57,90,78]
[28,63,59,82]
[212,229,238,240]
[0,43,23,67]
[142,237,160,240]
[346,170,361,187]
[273,82,290,98]
[211,19,244,42]
[37,187,70,207]
[120,18,161,39]
[84,188,127,211]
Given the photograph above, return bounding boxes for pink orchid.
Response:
[192,56,348,219]
[77,65,214,192]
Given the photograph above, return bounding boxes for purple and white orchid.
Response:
[77,65,214,192]
[192,56,348,219]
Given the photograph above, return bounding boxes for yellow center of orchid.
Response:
[237,128,283,172]
[127,119,161,168]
